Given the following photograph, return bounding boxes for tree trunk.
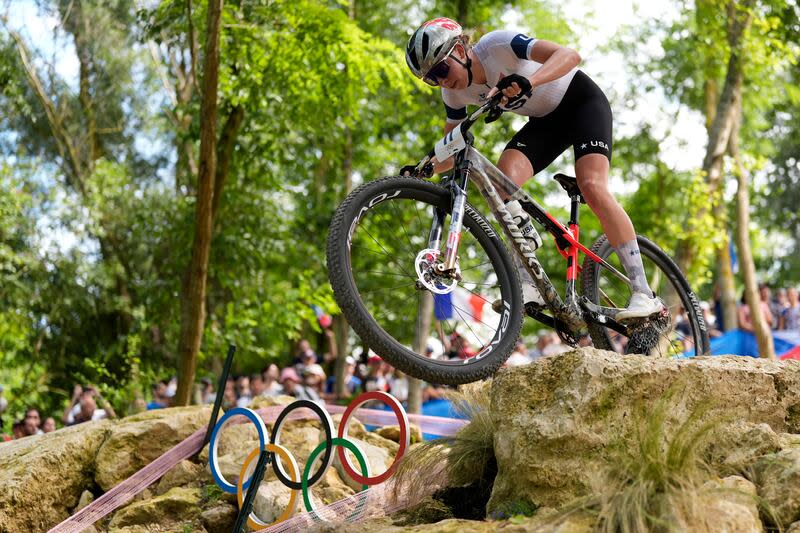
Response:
[730,105,775,359]
[716,241,739,331]
[333,315,349,397]
[175,0,224,406]
[211,105,245,220]
[675,0,753,274]
[409,292,434,414]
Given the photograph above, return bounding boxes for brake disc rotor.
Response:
[414,249,457,295]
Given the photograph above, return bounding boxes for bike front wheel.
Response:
[581,234,710,357]
[327,177,523,385]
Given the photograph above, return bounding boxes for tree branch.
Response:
[211,105,244,221]
[5,22,86,194]
[186,0,199,91]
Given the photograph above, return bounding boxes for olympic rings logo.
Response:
[208,391,410,529]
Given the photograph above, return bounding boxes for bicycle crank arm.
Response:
[524,303,578,342]
[579,297,628,336]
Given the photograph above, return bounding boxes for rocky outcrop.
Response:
[95,406,212,491]
[692,476,762,532]
[108,487,203,529]
[377,424,423,444]
[4,348,800,533]
[754,448,800,527]
[488,349,800,512]
[0,419,110,532]
[155,459,208,495]
[200,504,237,532]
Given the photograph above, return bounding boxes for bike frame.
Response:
[425,127,635,341]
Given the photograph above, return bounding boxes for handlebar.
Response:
[410,92,506,176]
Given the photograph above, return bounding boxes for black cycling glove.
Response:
[495,74,533,104]
[400,162,433,179]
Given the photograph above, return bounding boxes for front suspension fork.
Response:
[429,152,471,274]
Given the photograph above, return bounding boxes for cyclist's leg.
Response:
[569,75,662,318]
[499,117,570,191]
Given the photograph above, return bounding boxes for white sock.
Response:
[614,239,653,297]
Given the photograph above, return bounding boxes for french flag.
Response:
[433,287,486,323]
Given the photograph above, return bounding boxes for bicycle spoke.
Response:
[452,305,487,350]
[362,270,415,279]
[460,260,493,273]
[359,282,417,295]
[598,286,620,309]
[389,199,426,259]
[359,225,415,279]
[451,302,498,333]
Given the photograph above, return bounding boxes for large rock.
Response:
[332,436,395,492]
[488,349,800,511]
[200,504,237,533]
[252,479,308,524]
[95,406,212,491]
[754,448,800,527]
[707,421,782,473]
[690,476,762,532]
[377,424,423,444]
[155,459,207,495]
[0,419,111,532]
[107,486,202,529]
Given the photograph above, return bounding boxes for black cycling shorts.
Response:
[505,70,613,174]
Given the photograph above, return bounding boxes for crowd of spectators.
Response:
[734,284,800,333]
[183,327,582,410]
[1,384,116,442]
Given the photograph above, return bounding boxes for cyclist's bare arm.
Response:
[487,40,581,100]
[431,121,459,174]
[529,40,581,87]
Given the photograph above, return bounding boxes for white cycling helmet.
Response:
[405,18,463,85]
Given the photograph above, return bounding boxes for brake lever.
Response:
[484,106,503,124]
[484,92,505,124]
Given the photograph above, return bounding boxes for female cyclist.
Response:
[403,17,663,320]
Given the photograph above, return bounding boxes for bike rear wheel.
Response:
[327,177,523,385]
[581,234,710,357]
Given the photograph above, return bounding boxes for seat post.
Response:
[569,195,581,227]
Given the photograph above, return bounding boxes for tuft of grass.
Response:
[391,382,495,506]
[200,483,224,506]
[588,385,727,533]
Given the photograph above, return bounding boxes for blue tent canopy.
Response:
[684,329,798,358]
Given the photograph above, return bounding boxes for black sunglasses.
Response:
[423,58,451,86]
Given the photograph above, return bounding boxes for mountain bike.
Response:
[326,93,710,385]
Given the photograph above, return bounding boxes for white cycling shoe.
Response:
[615,292,665,321]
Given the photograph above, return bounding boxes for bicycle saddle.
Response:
[553,174,585,203]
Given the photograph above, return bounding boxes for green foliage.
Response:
[492,499,539,520]
[612,0,800,292]
[200,482,224,505]
[1,0,797,427]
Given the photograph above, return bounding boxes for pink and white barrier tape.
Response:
[48,404,464,532]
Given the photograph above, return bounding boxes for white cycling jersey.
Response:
[442,30,578,124]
